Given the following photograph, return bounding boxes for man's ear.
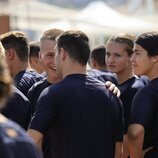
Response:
[6,48,15,60]
[60,48,67,60]
[90,58,96,68]
[39,52,42,63]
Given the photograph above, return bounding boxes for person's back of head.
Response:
[0,43,42,158]
[29,41,40,58]
[135,31,158,57]
[0,31,29,62]
[56,30,90,66]
[89,45,106,71]
[29,41,44,74]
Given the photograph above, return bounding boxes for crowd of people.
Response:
[0,28,157,158]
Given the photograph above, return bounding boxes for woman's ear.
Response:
[152,55,158,62]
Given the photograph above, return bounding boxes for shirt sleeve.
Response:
[129,87,155,129]
[29,86,57,134]
[111,94,124,142]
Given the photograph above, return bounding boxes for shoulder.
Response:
[132,76,147,88]
[135,78,158,100]
[23,70,44,82]
[28,78,47,93]
[0,115,41,158]
[12,86,30,102]
[119,76,145,93]
[87,69,118,84]
[132,83,156,109]
[16,70,43,84]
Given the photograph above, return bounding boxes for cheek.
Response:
[105,57,110,63]
[118,58,131,69]
[41,59,51,67]
[116,58,127,65]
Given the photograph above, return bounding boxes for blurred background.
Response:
[1,0,158,47]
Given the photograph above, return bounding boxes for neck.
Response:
[93,64,107,71]
[63,63,87,78]
[12,61,29,78]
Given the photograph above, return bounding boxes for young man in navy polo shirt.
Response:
[28,30,123,158]
[0,42,42,158]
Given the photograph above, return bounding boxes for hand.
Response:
[105,81,120,98]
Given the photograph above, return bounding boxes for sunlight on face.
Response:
[131,44,153,77]
[39,39,57,80]
[106,42,131,74]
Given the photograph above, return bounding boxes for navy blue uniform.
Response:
[27,78,52,114]
[29,74,123,158]
[130,78,158,157]
[87,69,118,85]
[0,115,42,158]
[119,76,145,134]
[1,86,31,130]
[14,70,43,96]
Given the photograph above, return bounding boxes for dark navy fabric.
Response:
[130,78,158,152]
[29,74,123,158]
[119,76,145,134]
[1,86,31,130]
[14,70,43,96]
[144,148,158,158]
[87,69,118,85]
[0,115,42,158]
[27,78,52,115]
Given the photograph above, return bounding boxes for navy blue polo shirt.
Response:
[87,69,118,85]
[27,78,52,114]
[29,74,123,158]
[14,70,43,96]
[0,115,42,158]
[130,77,158,150]
[1,86,31,130]
[119,76,145,134]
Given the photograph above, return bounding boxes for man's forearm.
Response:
[115,142,123,158]
[27,129,43,151]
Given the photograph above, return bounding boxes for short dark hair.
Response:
[0,31,29,62]
[40,29,64,41]
[29,41,40,58]
[90,45,106,67]
[135,32,158,57]
[107,33,135,56]
[56,30,90,66]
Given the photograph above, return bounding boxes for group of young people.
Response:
[0,28,158,158]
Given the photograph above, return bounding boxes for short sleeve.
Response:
[29,86,57,134]
[111,94,124,142]
[129,87,155,129]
